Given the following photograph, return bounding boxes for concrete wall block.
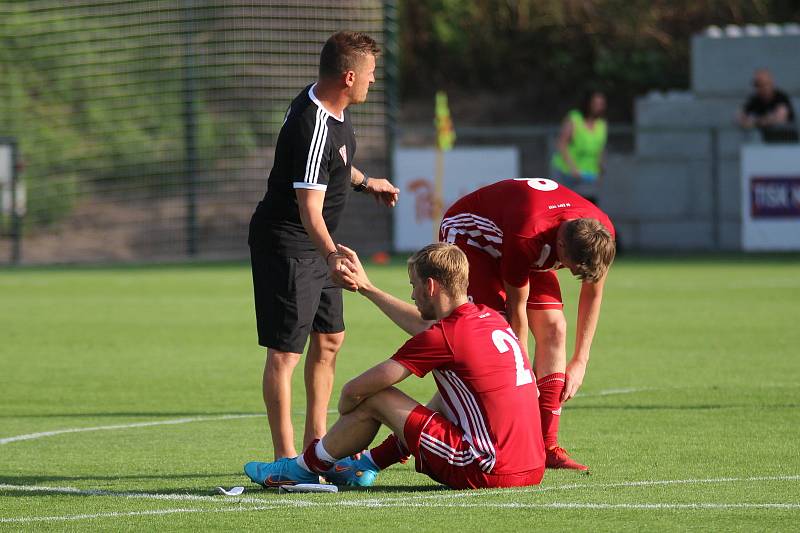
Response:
[627,159,695,218]
[718,128,752,158]
[610,221,641,251]
[717,157,742,219]
[636,131,710,158]
[636,97,743,128]
[599,154,637,216]
[719,221,742,250]
[686,158,714,215]
[692,34,800,95]
[638,221,714,250]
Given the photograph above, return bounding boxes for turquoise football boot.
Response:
[244,458,319,487]
[323,454,380,487]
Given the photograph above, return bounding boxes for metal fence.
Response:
[398,123,793,251]
[0,0,396,265]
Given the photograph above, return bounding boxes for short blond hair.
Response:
[563,218,616,282]
[407,243,469,298]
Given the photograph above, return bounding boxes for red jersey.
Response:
[391,302,545,475]
[441,178,615,287]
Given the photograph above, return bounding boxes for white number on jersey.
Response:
[491,328,534,387]
[513,177,559,191]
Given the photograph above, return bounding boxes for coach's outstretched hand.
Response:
[336,244,372,292]
[328,251,358,292]
[365,177,400,207]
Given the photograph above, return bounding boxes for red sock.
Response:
[537,373,565,449]
[368,434,410,470]
[301,439,334,474]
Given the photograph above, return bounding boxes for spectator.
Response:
[737,68,798,143]
[551,91,607,205]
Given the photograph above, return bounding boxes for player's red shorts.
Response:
[403,405,544,490]
[455,240,564,312]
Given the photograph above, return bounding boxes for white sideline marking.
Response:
[0,410,340,446]
[0,484,279,506]
[578,387,655,397]
[0,505,284,524]
[1,502,798,524]
[0,414,261,445]
[391,475,800,502]
[2,475,798,523]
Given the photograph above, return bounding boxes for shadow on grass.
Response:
[0,472,240,485]
[328,484,446,494]
[0,478,446,498]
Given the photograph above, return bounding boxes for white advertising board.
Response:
[740,145,800,251]
[393,146,519,252]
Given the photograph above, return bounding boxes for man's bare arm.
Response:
[337,244,434,336]
[339,359,411,415]
[562,273,606,402]
[352,165,400,207]
[504,281,530,353]
[556,118,580,178]
[296,188,356,290]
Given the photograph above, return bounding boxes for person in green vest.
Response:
[551,91,607,204]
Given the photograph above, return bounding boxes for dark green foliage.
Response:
[0,4,256,228]
[399,0,800,120]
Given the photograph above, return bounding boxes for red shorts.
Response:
[403,405,544,490]
[455,240,564,312]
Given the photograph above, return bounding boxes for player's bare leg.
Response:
[529,308,588,471]
[529,308,567,378]
[304,331,343,448]
[263,348,301,460]
[322,387,418,457]
[244,387,417,487]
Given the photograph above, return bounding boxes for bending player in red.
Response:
[244,243,545,489]
[440,178,616,471]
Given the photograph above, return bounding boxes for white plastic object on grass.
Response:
[279,483,339,494]
[215,486,245,496]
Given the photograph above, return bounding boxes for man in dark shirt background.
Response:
[737,68,798,143]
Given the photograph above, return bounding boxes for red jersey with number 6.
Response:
[440,178,615,287]
[391,302,545,475]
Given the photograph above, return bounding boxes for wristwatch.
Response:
[353,175,370,192]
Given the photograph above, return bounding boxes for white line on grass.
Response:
[2,501,798,524]
[0,484,292,506]
[0,410,339,445]
[0,414,262,445]
[0,504,284,524]
[2,475,798,523]
[578,387,655,397]
[387,475,800,503]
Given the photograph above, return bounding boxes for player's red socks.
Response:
[300,438,335,474]
[537,372,566,449]
[368,434,410,470]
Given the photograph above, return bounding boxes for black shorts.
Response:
[250,247,344,353]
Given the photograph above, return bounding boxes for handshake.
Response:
[325,244,372,292]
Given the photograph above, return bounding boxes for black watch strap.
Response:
[353,175,369,192]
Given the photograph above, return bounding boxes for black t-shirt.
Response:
[743,89,796,122]
[743,89,798,142]
[249,84,357,256]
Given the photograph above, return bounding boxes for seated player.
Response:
[440,178,616,471]
[244,243,545,489]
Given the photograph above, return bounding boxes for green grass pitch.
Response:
[1,255,799,530]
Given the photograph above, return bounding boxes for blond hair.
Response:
[563,218,616,282]
[407,243,469,298]
[319,31,380,79]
